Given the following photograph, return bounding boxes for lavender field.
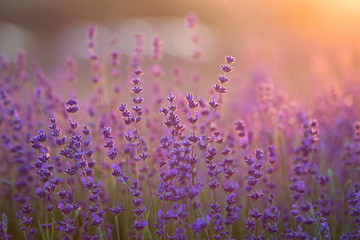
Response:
[1,5,360,240]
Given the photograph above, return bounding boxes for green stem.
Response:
[144,160,156,219]
[69,176,74,201]
[50,219,54,240]
[115,180,121,240]
[22,230,27,240]
[254,200,258,237]
[115,215,121,240]
[307,152,315,203]
[37,219,46,240]
[191,123,196,186]
[116,180,119,203]
[196,109,215,185]
[44,197,49,240]
[98,226,104,240]
[134,122,156,224]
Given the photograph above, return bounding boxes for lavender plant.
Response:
[1,12,360,240]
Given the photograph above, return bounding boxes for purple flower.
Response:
[90,212,104,226]
[118,103,127,112]
[109,202,124,215]
[218,75,229,84]
[221,64,233,73]
[223,179,239,193]
[87,25,97,40]
[225,55,235,64]
[21,216,32,226]
[36,129,47,142]
[66,98,78,113]
[131,86,143,94]
[249,208,263,219]
[101,127,111,138]
[21,202,33,215]
[209,97,221,109]
[58,202,74,215]
[186,12,197,29]
[213,82,226,94]
[290,181,306,194]
[132,219,148,231]
[191,216,211,235]
[155,210,165,235]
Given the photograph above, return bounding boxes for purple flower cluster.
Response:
[0,12,360,240]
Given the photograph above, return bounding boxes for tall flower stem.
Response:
[196,109,215,185]
[134,122,156,225]
[115,215,121,240]
[115,180,121,240]
[44,196,49,240]
[98,226,104,240]
[195,56,234,185]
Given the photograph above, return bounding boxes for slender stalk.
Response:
[134,122,156,223]
[124,172,130,240]
[98,226,104,240]
[37,219,46,240]
[44,197,49,240]
[254,200,258,237]
[191,121,196,186]
[115,180,121,240]
[115,180,119,203]
[144,160,156,218]
[115,215,121,240]
[69,176,74,201]
[50,219,54,240]
[307,152,316,203]
[196,109,215,185]
[22,230,28,240]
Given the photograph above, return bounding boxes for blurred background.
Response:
[1,0,360,105]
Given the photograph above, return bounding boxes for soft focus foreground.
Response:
[0,12,360,240]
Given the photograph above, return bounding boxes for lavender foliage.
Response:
[0,13,359,240]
